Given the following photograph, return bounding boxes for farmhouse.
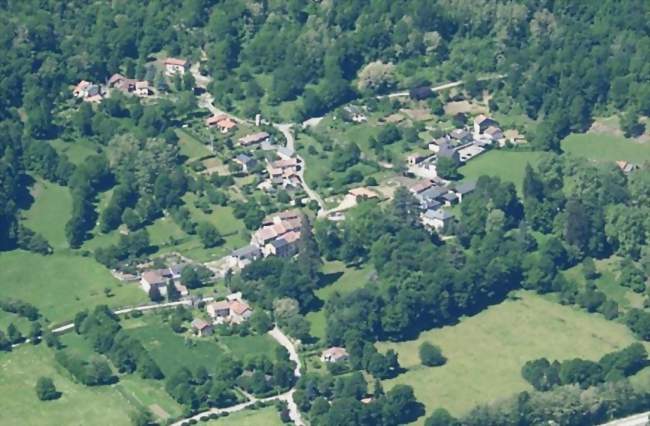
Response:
[191,319,213,337]
[238,131,270,147]
[473,114,499,138]
[73,80,103,102]
[252,210,303,254]
[206,294,253,325]
[206,114,237,133]
[229,244,262,268]
[263,230,300,257]
[164,57,189,76]
[422,208,454,231]
[140,270,166,294]
[321,347,349,363]
[134,81,152,97]
[233,154,257,173]
[453,181,476,202]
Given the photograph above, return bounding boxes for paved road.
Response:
[378,74,506,99]
[600,412,650,426]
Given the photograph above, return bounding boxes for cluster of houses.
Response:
[409,179,476,231]
[408,115,505,180]
[107,73,152,97]
[227,209,304,269]
[72,57,189,103]
[73,80,105,103]
[139,264,190,297]
[191,292,254,336]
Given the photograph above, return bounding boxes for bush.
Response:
[35,377,60,401]
[419,342,446,367]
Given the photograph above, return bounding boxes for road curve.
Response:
[600,412,650,426]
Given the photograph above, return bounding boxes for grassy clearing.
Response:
[0,345,133,426]
[205,406,284,426]
[177,128,212,160]
[306,261,375,341]
[376,291,644,420]
[561,132,650,162]
[50,138,100,165]
[459,150,544,195]
[562,256,646,310]
[0,250,145,324]
[126,314,280,377]
[22,179,72,250]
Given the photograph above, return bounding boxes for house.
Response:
[264,231,300,257]
[134,81,152,97]
[616,161,638,175]
[234,154,257,173]
[206,114,237,133]
[422,209,454,231]
[207,300,231,320]
[191,319,213,337]
[268,158,300,177]
[107,73,126,88]
[238,132,270,147]
[348,187,379,201]
[416,186,448,210]
[441,192,458,207]
[484,126,504,142]
[409,179,434,195]
[164,58,189,76]
[457,144,485,163]
[229,299,252,324]
[277,146,295,160]
[453,181,476,202]
[230,245,262,268]
[408,154,425,166]
[169,264,186,280]
[321,347,349,363]
[140,270,167,294]
[450,129,472,143]
[73,80,102,102]
[428,137,449,153]
[473,114,499,138]
[343,105,367,123]
[73,80,91,98]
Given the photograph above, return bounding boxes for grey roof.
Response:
[236,154,253,163]
[419,186,447,201]
[232,245,261,258]
[438,142,457,158]
[169,264,186,275]
[432,209,454,220]
[277,146,295,157]
[442,192,458,201]
[450,129,470,140]
[455,181,476,194]
[271,238,288,249]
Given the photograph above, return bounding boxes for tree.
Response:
[35,377,60,401]
[130,408,153,426]
[74,102,94,136]
[181,265,212,289]
[419,342,446,367]
[7,323,22,344]
[197,221,223,248]
[166,281,180,302]
[620,109,645,138]
[436,156,460,180]
[425,408,460,426]
[250,310,273,334]
[357,61,396,94]
[148,286,163,303]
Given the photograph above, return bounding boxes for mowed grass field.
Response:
[561,132,650,162]
[459,150,544,195]
[206,406,284,426]
[376,291,644,420]
[306,261,375,340]
[0,345,134,426]
[22,179,72,249]
[0,250,146,324]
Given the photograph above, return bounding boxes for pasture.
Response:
[0,250,145,324]
[205,406,284,426]
[376,291,643,420]
[22,179,72,250]
[459,150,544,195]
[561,132,650,162]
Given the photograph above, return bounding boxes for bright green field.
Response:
[561,132,650,162]
[177,128,212,160]
[376,291,645,420]
[205,406,284,426]
[125,315,279,377]
[22,180,72,250]
[306,261,375,340]
[459,150,544,195]
[0,345,133,426]
[0,250,145,324]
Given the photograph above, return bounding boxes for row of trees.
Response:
[521,343,648,391]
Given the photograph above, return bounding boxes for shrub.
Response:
[419,342,446,367]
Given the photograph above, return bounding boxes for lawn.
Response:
[0,345,133,426]
[50,138,100,165]
[561,132,650,162]
[459,150,544,195]
[177,128,212,160]
[306,261,375,341]
[0,250,146,324]
[22,179,72,250]
[376,291,645,420]
[205,406,284,426]
[126,314,280,377]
